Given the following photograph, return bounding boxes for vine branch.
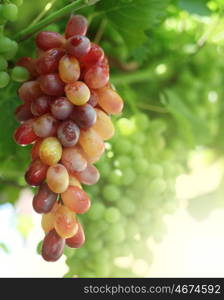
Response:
[14,0,101,42]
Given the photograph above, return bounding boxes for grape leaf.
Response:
[96,0,169,49]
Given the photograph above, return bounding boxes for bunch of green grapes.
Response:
[64,112,183,277]
[0,0,29,88]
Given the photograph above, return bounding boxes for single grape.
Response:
[87,89,98,107]
[36,31,65,51]
[58,55,80,83]
[84,63,109,89]
[31,138,43,160]
[14,119,37,146]
[33,182,58,214]
[66,222,85,248]
[122,167,136,185]
[61,146,87,173]
[0,56,8,71]
[61,186,90,214]
[25,158,48,186]
[57,120,80,147]
[65,15,88,38]
[16,56,38,79]
[0,71,10,88]
[54,206,78,239]
[81,43,104,67]
[74,163,100,185]
[66,35,91,58]
[104,207,120,223]
[18,81,43,103]
[2,4,18,22]
[65,81,90,105]
[96,87,124,115]
[36,48,65,75]
[47,164,69,193]
[92,108,115,140]
[102,185,121,202]
[79,128,105,163]
[106,224,125,244]
[11,66,29,82]
[3,40,18,60]
[15,103,33,123]
[11,0,23,7]
[31,95,51,117]
[0,36,13,54]
[70,104,96,129]
[41,202,59,233]
[39,137,62,166]
[41,229,65,262]
[39,73,65,96]
[33,113,57,138]
[51,97,73,120]
[148,178,167,195]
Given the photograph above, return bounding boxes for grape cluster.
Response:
[64,114,182,277]
[0,0,29,88]
[13,15,124,262]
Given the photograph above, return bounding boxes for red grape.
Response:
[61,146,87,174]
[14,119,37,146]
[87,89,98,107]
[41,229,65,262]
[18,81,43,103]
[61,186,90,214]
[54,206,78,238]
[70,104,96,129]
[84,63,109,89]
[66,35,90,59]
[25,158,48,186]
[33,113,57,138]
[15,103,33,123]
[47,164,69,193]
[41,202,59,233]
[51,97,73,120]
[66,222,85,248]
[39,73,65,96]
[36,31,65,51]
[65,15,88,38]
[81,43,104,68]
[16,56,38,79]
[57,120,80,147]
[31,95,52,117]
[58,55,80,83]
[31,138,42,160]
[36,48,65,75]
[33,182,58,214]
[74,163,100,185]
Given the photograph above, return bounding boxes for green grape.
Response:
[150,119,167,134]
[147,163,163,177]
[131,145,144,157]
[133,113,150,130]
[104,207,121,223]
[2,4,18,22]
[117,117,136,136]
[117,198,135,215]
[11,66,29,82]
[130,131,146,145]
[0,36,13,54]
[133,158,149,173]
[126,221,139,238]
[148,178,167,195]
[162,161,176,177]
[97,161,111,177]
[11,0,24,6]
[86,239,103,253]
[106,224,125,243]
[115,155,131,168]
[108,169,122,185]
[93,251,110,265]
[86,202,105,221]
[113,139,132,154]
[102,184,121,202]
[121,167,136,185]
[3,40,18,59]
[0,56,7,71]
[0,71,10,88]
[94,263,110,277]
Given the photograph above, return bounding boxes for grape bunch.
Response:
[0,0,29,88]
[13,15,124,262]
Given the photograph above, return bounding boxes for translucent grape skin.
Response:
[66,222,85,248]
[33,113,57,138]
[39,73,65,96]
[31,95,52,117]
[61,146,87,174]
[14,119,38,146]
[66,35,91,59]
[65,15,88,38]
[92,108,115,140]
[16,56,38,79]
[31,138,42,160]
[65,81,90,106]
[41,229,65,262]
[74,163,100,185]
[41,202,59,233]
[15,103,33,123]
[70,104,96,129]
[96,87,124,115]
[39,137,62,166]
[79,128,105,163]
[54,206,78,239]
[36,48,65,75]
[25,159,48,186]
[51,97,73,120]
[84,63,109,89]
[47,163,69,193]
[69,176,82,188]
[61,186,90,214]
[33,182,58,214]
[18,81,42,103]
[57,120,80,147]
[36,31,65,51]
[87,89,98,107]
[58,55,80,83]
[81,43,104,68]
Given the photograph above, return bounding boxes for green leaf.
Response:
[96,0,169,49]
[179,0,211,16]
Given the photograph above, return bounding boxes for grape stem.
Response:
[14,0,101,42]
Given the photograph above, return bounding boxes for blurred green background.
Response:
[1,0,224,277]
